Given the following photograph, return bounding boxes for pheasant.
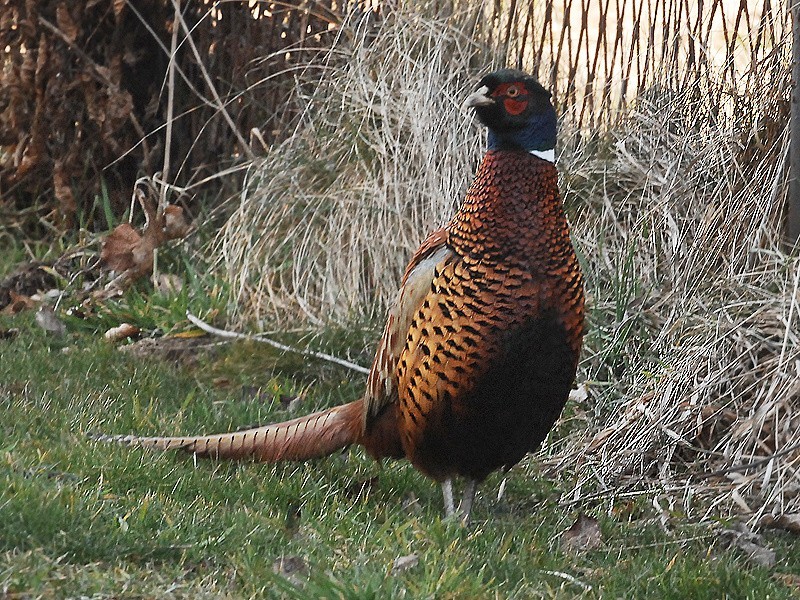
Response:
[98,69,585,524]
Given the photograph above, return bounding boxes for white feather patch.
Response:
[530,148,555,162]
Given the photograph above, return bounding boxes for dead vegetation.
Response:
[0,0,348,234]
[557,64,798,521]
[213,7,489,326]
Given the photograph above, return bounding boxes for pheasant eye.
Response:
[506,85,520,98]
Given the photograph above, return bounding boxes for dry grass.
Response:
[213,7,492,327]
[557,62,799,519]
[209,5,798,518]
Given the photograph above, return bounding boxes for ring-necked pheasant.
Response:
[97,69,585,524]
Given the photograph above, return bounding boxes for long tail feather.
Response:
[93,400,363,462]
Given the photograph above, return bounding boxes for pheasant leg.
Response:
[441,478,455,517]
[458,479,478,525]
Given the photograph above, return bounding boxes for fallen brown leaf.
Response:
[104,323,140,342]
[164,205,190,239]
[35,307,66,337]
[0,328,20,340]
[100,223,144,273]
[720,524,776,569]
[99,188,190,293]
[759,513,800,535]
[0,261,64,312]
[155,273,183,295]
[586,426,617,453]
[53,159,77,222]
[562,513,602,554]
[273,555,308,585]
[56,3,80,43]
[773,573,800,589]
[391,554,419,574]
[3,291,37,315]
[212,377,232,388]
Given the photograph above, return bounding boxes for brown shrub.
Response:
[0,0,348,235]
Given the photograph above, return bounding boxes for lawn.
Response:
[1,303,799,599]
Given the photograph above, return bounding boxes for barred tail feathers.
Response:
[97,399,364,462]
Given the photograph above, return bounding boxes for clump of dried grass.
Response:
[213,7,489,327]
[211,6,797,517]
[556,60,798,518]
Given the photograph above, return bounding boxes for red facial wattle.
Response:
[504,98,528,115]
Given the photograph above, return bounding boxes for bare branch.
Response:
[185,311,369,375]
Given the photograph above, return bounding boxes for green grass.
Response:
[2,309,799,599]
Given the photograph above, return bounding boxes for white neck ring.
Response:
[529,149,555,163]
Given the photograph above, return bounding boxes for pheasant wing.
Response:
[362,228,453,430]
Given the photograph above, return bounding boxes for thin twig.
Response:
[540,570,593,592]
[150,2,182,290]
[617,534,716,552]
[161,0,180,209]
[698,441,800,479]
[171,0,255,160]
[185,312,370,374]
[558,486,659,508]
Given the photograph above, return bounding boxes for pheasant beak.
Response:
[462,85,494,110]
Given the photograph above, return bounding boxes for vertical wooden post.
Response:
[790,1,800,244]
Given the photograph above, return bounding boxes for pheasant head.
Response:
[462,69,556,160]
